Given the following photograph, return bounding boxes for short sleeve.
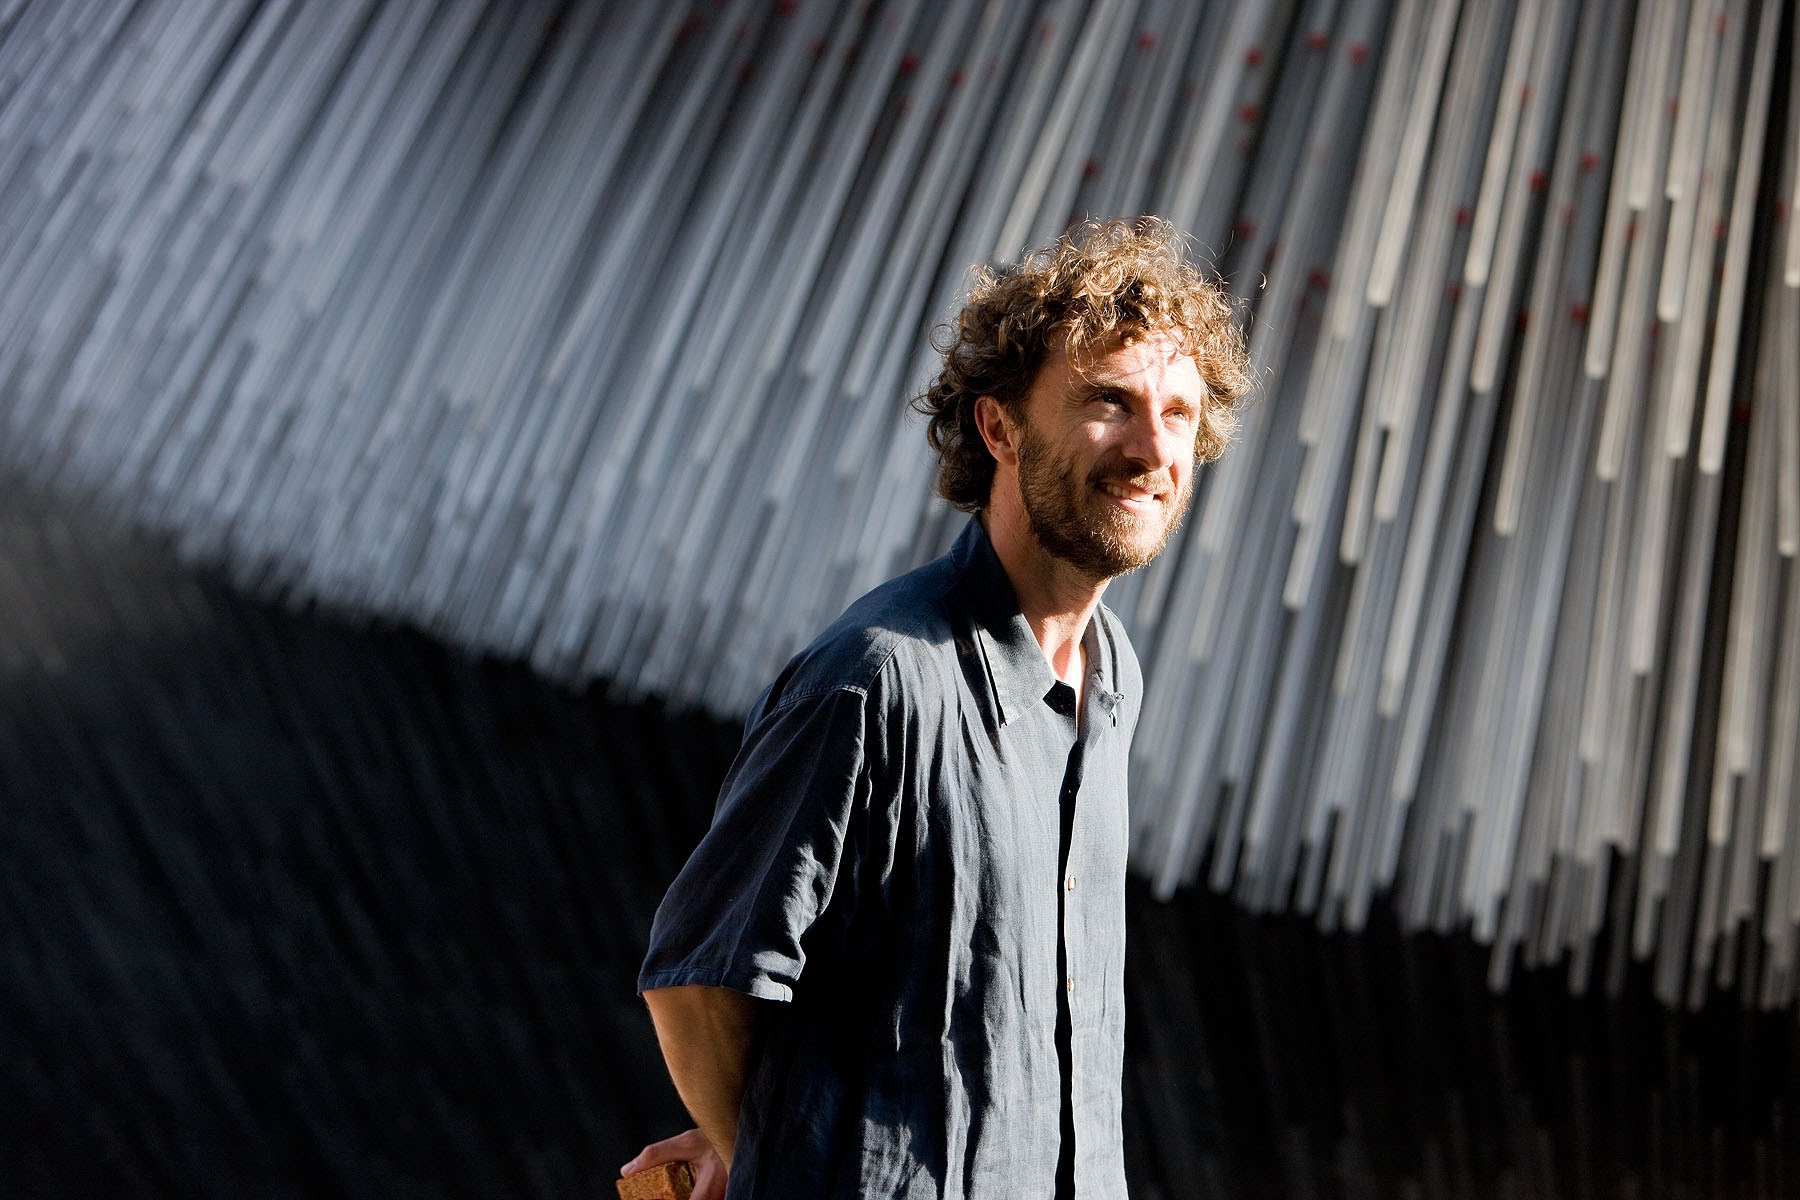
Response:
[638,684,869,1002]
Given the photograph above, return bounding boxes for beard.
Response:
[1015,423,1193,580]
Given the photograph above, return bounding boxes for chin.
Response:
[1084,536,1164,579]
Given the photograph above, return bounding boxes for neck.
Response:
[980,505,1106,687]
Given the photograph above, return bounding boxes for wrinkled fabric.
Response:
[640,518,1139,1198]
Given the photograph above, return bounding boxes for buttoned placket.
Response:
[1050,622,1127,1197]
[1057,734,1082,1001]
[1058,630,1123,1011]
[954,522,1133,1194]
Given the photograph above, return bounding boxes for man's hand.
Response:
[621,1128,726,1200]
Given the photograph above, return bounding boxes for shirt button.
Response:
[1065,976,1075,993]
[1065,874,1077,891]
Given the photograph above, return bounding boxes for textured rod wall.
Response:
[0,0,1795,1007]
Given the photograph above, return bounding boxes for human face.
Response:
[1011,331,1203,580]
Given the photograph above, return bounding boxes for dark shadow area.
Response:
[2,491,728,1196]
[4,490,1797,1198]
[1126,883,1800,1199]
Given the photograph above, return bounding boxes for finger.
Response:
[691,1152,728,1200]
[620,1128,709,1176]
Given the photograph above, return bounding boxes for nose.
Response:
[1120,407,1182,473]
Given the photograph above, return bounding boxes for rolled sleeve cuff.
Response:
[637,963,795,1003]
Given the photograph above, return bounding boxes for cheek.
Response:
[1088,422,1135,457]
[1175,420,1202,457]
[1170,452,1193,492]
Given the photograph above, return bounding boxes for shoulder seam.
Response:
[767,680,870,712]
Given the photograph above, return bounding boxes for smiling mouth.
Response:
[1098,479,1164,508]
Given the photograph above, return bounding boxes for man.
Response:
[621,217,1251,1197]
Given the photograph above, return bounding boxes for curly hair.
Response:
[914,216,1253,512]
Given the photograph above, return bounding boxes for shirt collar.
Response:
[948,517,1125,730]
[1082,617,1125,730]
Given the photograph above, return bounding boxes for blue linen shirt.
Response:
[639,517,1140,1197]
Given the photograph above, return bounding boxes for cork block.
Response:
[616,1161,695,1200]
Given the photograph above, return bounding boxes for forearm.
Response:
[642,984,758,1166]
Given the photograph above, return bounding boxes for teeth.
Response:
[1101,482,1156,502]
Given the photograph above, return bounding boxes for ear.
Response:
[973,395,1020,468]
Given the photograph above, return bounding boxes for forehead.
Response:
[1053,329,1199,390]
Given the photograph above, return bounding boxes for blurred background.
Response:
[3,1,1799,1196]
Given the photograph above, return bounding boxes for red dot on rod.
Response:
[1349,42,1369,64]
[1580,151,1599,172]
[949,68,965,89]
[1570,303,1590,325]
[1455,205,1471,227]
[1529,170,1546,192]
[899,53,918,75]
[777,0,795,13]
[1446,281,1462,301]
[1236,218,1257,238]
[1307,267,1330,289]
[1307,30,1328,51]
[1239,103,1260,123]
[1245,46,1263,67]
[1083,159,1100,178]
[1137,31,1157,51]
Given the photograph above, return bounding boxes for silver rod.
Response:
[1697,0,1781,474]
[1468,0,1576,397]
[1653,0,1723,322]
[1581,0,1661,380]
[1364,0,1463,308]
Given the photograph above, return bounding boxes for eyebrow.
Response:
[1074,374,1200,411]
[1071,371,1137,394]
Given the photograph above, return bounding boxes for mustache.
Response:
[1090,465,1175,495]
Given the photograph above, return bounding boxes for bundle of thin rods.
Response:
[1,0,1795,1008]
